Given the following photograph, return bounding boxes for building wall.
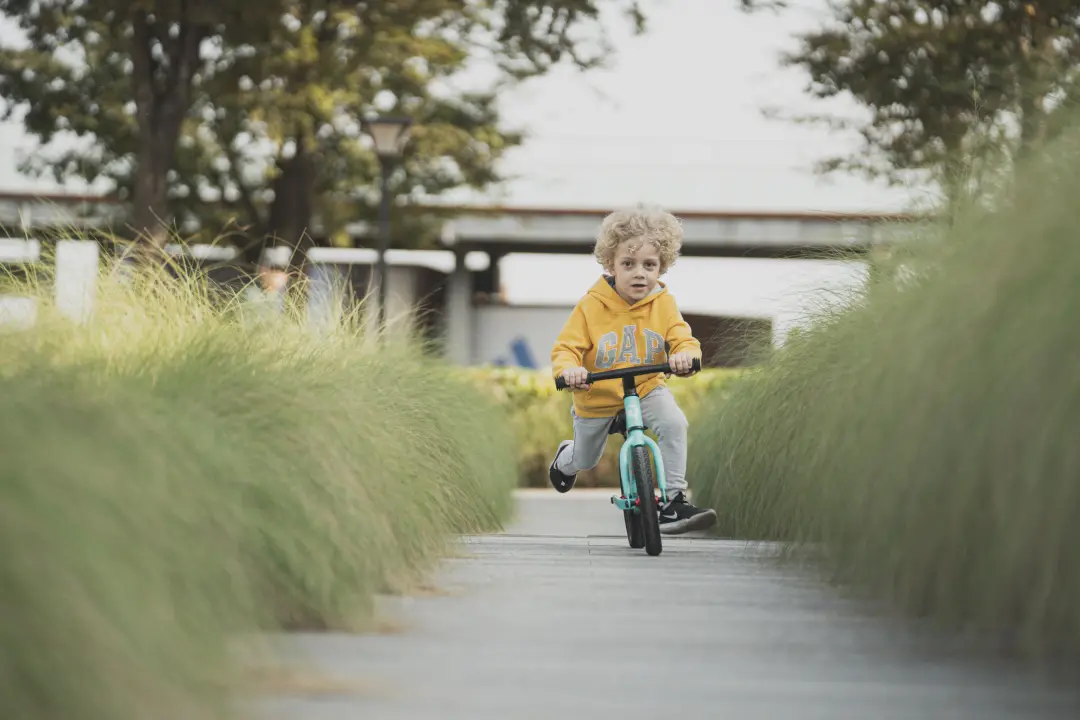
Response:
[473,305,572,368]
[2,241,777,367]
[470,304,771,370]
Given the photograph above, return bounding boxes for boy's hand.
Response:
[561,366,590,390]
[669,352,698,377]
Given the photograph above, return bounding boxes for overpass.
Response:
[434,205,917,259]
[0,190,919,261]
[0,190,922,364]
[424,205,919,365]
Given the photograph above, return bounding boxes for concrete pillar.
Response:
[54,239,99,324]
[386,265,419,324]
[473,251,504,299]
[444,249,473,365]
[307,262,344,334]
[362,264,377,329]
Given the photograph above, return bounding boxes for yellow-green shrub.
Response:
[0,267,517,719]
[465,366,740,487]
[687,124,1080,661]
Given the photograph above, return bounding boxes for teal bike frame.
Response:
[554,358,701,511]
[613,375,668,509]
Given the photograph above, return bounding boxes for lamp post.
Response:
[361,115,412,329]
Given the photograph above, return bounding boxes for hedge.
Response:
[686,125,1080,662]
[0,266,518,719]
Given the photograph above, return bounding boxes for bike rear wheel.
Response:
[631,445,662,556]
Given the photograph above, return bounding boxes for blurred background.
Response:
[0,0,952,366]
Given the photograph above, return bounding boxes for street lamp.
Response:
[361,115,413,329]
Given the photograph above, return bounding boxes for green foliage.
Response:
[0,264,517,718]
[687,116,1080,661]
[0,0,289,244]
[0,0,647,253]
[171,1,530,254]
[464,366,742,487]
[757,0,1080,205]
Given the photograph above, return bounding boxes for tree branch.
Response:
[160,0,206,138]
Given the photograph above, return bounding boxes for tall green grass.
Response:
[688,128,1080,662]
[0,262,517,718]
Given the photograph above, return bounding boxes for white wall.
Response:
[497,253,869,348]
[0,295,35,329]
[0,239,97,329]
[2,242,869,363]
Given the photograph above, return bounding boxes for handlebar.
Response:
[554,358,701,391]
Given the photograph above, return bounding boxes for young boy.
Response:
[548,204,717,535]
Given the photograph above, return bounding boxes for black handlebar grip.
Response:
[554,376,568,390]
[691,357,701,373]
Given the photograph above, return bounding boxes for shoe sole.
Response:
[548,441,575,493]
[658,508,717,536]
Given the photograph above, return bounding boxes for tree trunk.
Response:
[1016,5,1053,155]
[266,135,317,277]
[131,134,173,254]
[129,6,206,262]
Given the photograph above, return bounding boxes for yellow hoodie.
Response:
[551,276,702,418]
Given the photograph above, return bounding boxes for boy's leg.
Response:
[639,386,690,494]
[640,386,717,534]
[548,409,612,493]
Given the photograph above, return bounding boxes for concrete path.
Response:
[251,490,1080,720]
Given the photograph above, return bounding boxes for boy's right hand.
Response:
[561,366,590,390]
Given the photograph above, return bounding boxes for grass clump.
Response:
[0,263,517,718]
[687,126,1080,662]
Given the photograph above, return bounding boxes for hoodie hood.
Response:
[589,275,667,311]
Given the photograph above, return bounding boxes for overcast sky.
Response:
[0,0,936,326]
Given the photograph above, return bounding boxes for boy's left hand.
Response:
[669,351,698,376]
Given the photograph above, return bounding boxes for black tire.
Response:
[631,445,662,556]
[624,509,644,548]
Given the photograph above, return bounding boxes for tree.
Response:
[0,0,646,263]
[168,1,537,269]
[0,0,283,255]
[745,0,1080,207]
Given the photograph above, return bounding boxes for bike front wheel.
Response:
[624,508,644,548]
[631,445,662,556]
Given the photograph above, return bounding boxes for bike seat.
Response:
[609,410,648,436]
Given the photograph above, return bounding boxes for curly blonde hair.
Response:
[594,204,684,274]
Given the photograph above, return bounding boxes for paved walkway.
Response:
[251,490,1080,719]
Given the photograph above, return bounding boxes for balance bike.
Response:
[554,358,701,556]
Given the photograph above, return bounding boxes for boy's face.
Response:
[608,238,661,305]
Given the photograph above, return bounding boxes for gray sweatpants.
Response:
[554,385,689,493]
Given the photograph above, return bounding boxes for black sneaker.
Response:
[657,491,716,535]
[548,441,576,493]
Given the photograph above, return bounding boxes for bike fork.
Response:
[612,395,669,509]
